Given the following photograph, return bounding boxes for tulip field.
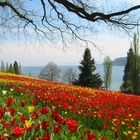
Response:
[0,73,140,140]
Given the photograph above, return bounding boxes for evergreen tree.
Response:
[74,48,103,88]
[131,34,140,94]
[121,34,140,95]
[120,48,134,93]
[13,61,19,74]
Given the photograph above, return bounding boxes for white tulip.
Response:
[10,88,14,91]
[2,90,7,95]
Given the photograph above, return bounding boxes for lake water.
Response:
[22,65,124,91]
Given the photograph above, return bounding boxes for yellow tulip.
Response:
[132,133,137,139]
[128,130,132,134]
[121,121,125,125]
[134,132,138,135]
[132,127,136,130]
[27,106,35,113]
[123,131,128,136]
[25,120,33,128]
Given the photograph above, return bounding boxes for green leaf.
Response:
[71,136,78,140]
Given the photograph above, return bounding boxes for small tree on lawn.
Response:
[74,48,103,88]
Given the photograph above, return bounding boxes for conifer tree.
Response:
[121,34,140,95]
[120,48,133,93]
[13,61,19,74]
[74,48,103,88]
[131,34,140,94]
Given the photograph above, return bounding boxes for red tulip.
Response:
[36,133,50,140]
[41,121,50,130]
[10,118,16,126]
[51,110,59,120]
[0,136,4,140]
[102,136,107,140]
[43,133,50,140]
[20,100,26,107]
[20,115,26,123]
[32,112,38,119]
[66,118,78,133]
[88,134,96,140]
[8,108,16,116]
[12,126,24,138]
[32,100,38,105]
[6,97,13,106]
[0,108,6,118]
[53,125,61,134]
[40,106,49,114]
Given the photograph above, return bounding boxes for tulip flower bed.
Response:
[0,73,140,140]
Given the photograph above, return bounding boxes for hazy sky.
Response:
[0,0,139,66]
[0,33,132,66]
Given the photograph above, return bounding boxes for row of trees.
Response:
[0,61,21,74]
[121,34,140,95]
[74,35,140,95]
[39,62,78,84]
[39,48,113,90]
[77,34,140,95]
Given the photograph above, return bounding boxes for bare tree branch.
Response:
[0,2,33,23]
[0,0,140,47]
[55,0,140,23]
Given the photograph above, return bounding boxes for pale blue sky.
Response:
[0,0,140,66]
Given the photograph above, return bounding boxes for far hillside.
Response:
[113,57,127,66]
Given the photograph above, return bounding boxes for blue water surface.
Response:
[22,65,124,91]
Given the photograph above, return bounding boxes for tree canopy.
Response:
[103,56,112,90]
[0,0,140,46]
[39,61,60,81]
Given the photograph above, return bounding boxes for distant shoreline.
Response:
[112,57,126,66]
[21,65,124,91]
